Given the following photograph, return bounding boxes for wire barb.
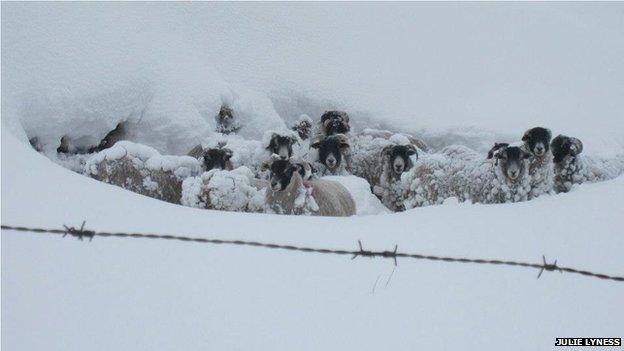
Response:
[62,221,95,241]
[537,255,562,279]
[1,223,623,283]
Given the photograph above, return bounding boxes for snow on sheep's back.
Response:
[3,121,624,350]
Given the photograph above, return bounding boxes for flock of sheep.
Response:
[45,106,624,217]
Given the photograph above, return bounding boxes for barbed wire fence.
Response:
[2,222,623,283]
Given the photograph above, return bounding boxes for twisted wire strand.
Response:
[2,223,622,283]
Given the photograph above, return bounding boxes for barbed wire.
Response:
[2,223,623,283]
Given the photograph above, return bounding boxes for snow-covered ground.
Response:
[2,2,624,350]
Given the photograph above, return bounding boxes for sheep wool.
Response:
[403,145,531,208]
[85,141,202,204]
[264,172,356,217]
[554,154,624,193]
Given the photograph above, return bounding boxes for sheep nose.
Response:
[280,155,288,160]
[395,165,404,173]
[509,170,518,179]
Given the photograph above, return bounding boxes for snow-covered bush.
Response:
[181,167,264,212]
[551,135,624,193]
[403,144,532,208]
[85,141,201,203]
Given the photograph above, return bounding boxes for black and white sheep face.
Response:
[495,146,531,181]
[268,160,302,191]
[320,111,351,136]
[203,148,233,171]
[551,135,583,163]
[266,134,297,160]
[383,145,418,177]
[311,135,350,171]
[522,127,552,157]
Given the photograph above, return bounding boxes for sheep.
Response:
[291,114,313,140]
[215,105,241,134]
[186,129,301,178]
[85,141,202,204]
[187,142,234,171]
[403,144,532,208]
[310,134,351,176]
[181,166,265,212]
[316,110,351,139]
[265,132,299,160]
[349,134,418,211]
[358,128,429,153]
[521,127,554,199]
[551,135,624,193]
[264,159,356,216]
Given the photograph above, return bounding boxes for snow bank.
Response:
[323,175,390,216]
[3,128,624,351]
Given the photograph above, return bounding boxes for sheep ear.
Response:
[570,138,583,155]
[290,136,299,146]
[339,141,350,149]
[406,145,418,157]
[265,134,278,150]
[310,140,321,149]
[546,128,552,141]
[522,131,530,141]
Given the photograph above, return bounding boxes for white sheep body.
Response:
[349,134,415,211]
[554,154,624,193]
[521,146,554,200]
[264,172,356,216]
[84,141,202,204]
[403,145,531,208]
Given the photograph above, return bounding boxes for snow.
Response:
[3,123,624,351]
[3,2,624,350]
[323,175,390,216]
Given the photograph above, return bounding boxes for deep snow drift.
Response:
[3,120,624,351]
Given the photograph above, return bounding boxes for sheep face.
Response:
[203,148,234,171]
[320,111,350,136]
[292,119,313,140]
[551,135,583,163]
[522,127,552,157]
[311,134,350,171]
[495,146,531,181]
[268,160,302,191]
[383,144,418,178]
[215,105,240,134]
[266,134,297,160]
